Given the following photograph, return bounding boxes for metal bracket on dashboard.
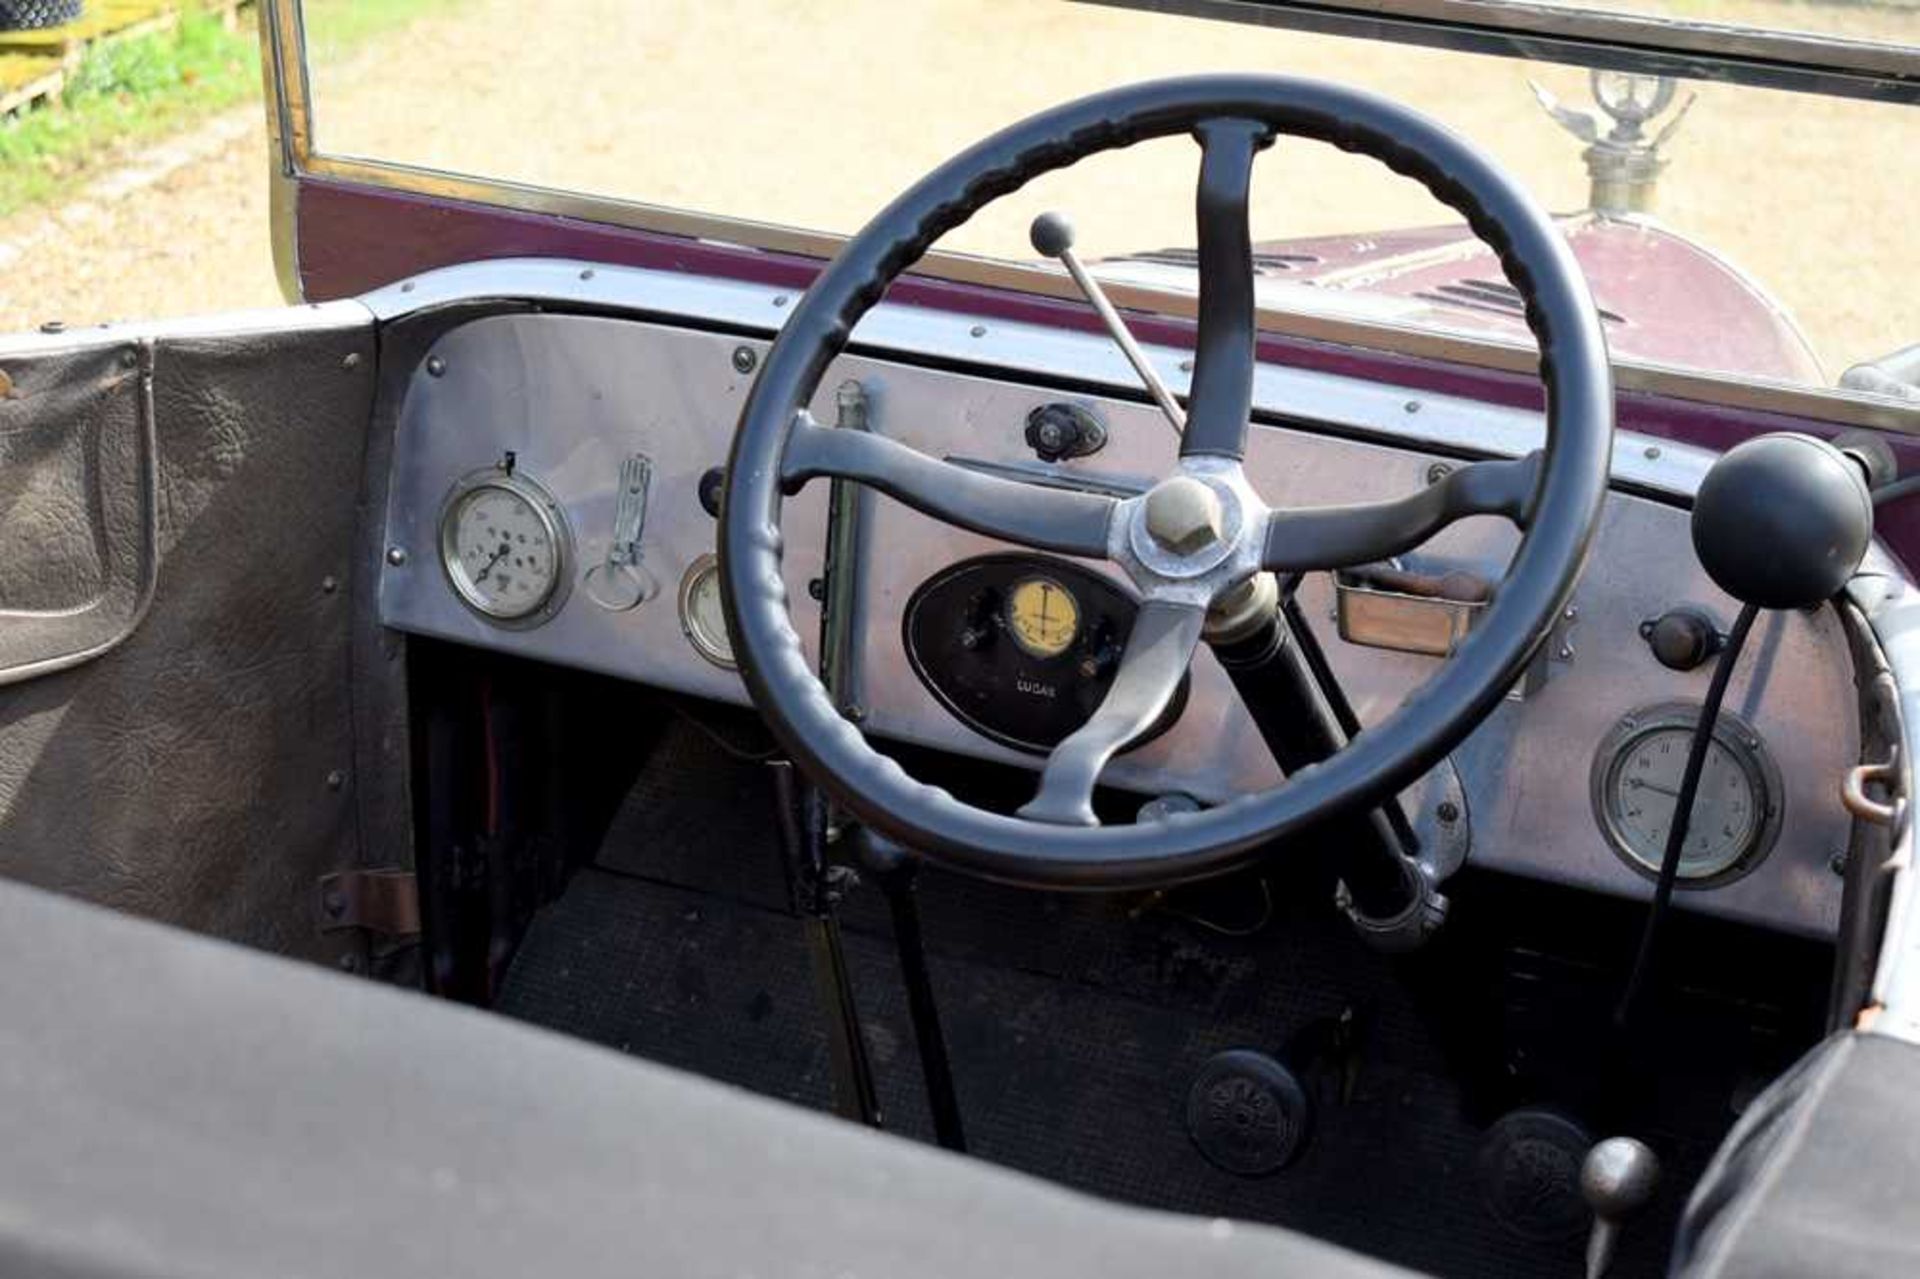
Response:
[1336,759,1470,953]
[1508,603,1579,701]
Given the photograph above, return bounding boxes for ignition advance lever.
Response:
[1029,211,1187,436]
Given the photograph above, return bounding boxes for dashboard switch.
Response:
[1639,607,1722,671]
[697,466,726,519]
[1024,402,1107,463]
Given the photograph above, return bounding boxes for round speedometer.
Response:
[1590,702,1782,886]
[439,468,571,624]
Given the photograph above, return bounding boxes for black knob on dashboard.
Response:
[697,466,727,519]
[1024,402,1107,462]
[1691,433,1872,610]
[1639,608,1722,672]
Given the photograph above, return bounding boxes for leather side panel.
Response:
[0,344,157,678]
[0,323,375,961]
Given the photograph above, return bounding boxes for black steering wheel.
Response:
[719,75,1612,890]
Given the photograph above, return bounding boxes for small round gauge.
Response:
[439,469,571,624]
[1005,575,1080,659]
[1590,702,1783,886]
[678,554,736,669]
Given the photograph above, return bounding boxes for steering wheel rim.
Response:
[719,74,1613,890]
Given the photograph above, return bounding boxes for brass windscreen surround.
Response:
[257,0,1920,435]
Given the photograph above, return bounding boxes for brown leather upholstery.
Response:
[0,321,375,961]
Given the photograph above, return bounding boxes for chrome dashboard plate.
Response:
[380,309,1858,937]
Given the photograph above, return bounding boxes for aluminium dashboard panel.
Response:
[380,311,1858,937]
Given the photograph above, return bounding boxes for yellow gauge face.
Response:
[1006,576,1079,659]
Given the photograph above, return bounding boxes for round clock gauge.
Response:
[1590,702,1783,886]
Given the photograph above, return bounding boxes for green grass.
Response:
[0,0,469,220]
[0,13,257,217]
[302,0,468,66]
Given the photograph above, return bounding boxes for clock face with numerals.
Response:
[1591,703,1782,885]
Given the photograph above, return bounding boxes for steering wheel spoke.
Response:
[1017,599,1206,827]
[1260,451,1543,572]
[782,411,1118,558]
[1181,118,1270,462]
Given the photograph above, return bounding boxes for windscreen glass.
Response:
[298,0,1918,397]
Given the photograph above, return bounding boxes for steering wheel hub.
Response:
[1125,464,1253,584]
[1145,476,1225,553]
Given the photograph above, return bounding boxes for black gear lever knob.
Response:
[1691,433,1873,610]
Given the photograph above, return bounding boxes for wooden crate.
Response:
[0,0,248,116]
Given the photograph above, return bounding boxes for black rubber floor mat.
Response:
[497,867,1702,1278]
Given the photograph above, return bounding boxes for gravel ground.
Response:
[1,0,1914,379]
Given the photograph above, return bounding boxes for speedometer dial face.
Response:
[1591,703,1782,885]
[1005,576,1080,659]
[439,471,569,623]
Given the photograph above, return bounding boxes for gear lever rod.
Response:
[1030,212,1188,436]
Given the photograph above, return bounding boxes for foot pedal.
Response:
[1185,1049,1311,1176]
[1476,1107,1593,1243]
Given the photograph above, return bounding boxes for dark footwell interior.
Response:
[475,700,1830,1279]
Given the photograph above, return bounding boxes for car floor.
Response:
[493,718,1819,1279]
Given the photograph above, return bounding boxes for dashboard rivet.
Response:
[808,577,826,601]
[580,268,595,281]
[731,346,758,374]
[342,352,361,370]
[1830,850,1850,876]
[1644,445,1662,460]
[325,770,346,791]
[321,575,339,595]
[1425,462,1453,485]
[386,546,408,567]
[1437,801,1460,824]
[1404,400,1421,414]
[773,294,789,308]
[970,325,988,338]
[426,356,447,378]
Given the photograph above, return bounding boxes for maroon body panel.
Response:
[1243,219,1823,384]
[296,178,1920,567]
